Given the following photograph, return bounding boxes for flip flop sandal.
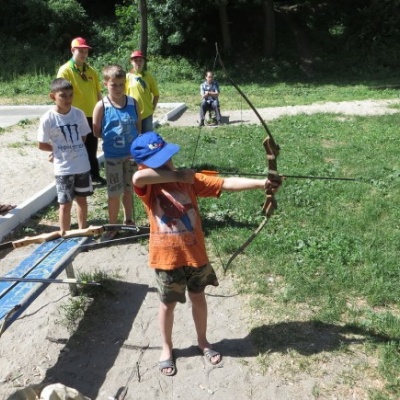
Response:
[202,348,222,365]
[159,358,176,376]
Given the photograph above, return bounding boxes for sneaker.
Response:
[198,120,205,127]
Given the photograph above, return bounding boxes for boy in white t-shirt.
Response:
[38,78,93,231]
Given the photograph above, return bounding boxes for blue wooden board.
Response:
[0,239,63,299]
[0,237,89,324]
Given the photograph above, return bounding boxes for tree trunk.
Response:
[284,11,314,77]
[219,2,231,54]
[262,0,276,57]
[139,0,148,56]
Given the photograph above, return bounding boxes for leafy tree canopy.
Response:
[1,0,400,80]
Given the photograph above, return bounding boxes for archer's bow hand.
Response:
[265,176,283,194]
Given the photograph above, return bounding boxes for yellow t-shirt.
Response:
[57,61,101,117]
[135,173,223,270]
[125,71,159,120]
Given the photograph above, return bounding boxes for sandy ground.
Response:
[1,99,399,399]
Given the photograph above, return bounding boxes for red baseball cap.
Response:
[130,50,146,60]
[71,37,92,49]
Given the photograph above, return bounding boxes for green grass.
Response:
[154,112,400,397]
[146,79,400,111]
[1,71,400,109]
[57,270,116,332]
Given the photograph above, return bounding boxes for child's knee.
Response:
[188,290,206,305]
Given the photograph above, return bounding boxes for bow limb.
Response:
[223,141,280,274]
[215,43,282,273]
[215,43,278,146]
[222,215,269,274]
[223,189,277,273]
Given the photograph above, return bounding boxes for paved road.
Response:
[0,105,52,128]
[0,103,185,129]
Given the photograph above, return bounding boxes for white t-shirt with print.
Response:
[37,107,91,176]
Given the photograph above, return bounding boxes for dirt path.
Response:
[1,99,399,399]
[165,98,400,128]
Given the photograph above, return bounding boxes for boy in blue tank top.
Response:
[93,65,142,240]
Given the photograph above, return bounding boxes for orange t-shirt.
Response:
[135,173,223,270]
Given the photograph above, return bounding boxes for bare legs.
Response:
[59,197,88,231]
[158,290,220,375]
[75,196,88,229]
[159,301,176,375]
[59,202,72,232]
[189,291,221,364]
[107,190,133,225]
[122,190,133,223]
[107,196,120,225]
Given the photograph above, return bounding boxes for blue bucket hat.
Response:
[130,132,180,168]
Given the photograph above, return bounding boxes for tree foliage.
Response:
[0,0,90,78]
[1,0,400,80]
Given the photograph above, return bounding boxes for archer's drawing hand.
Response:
[177,169,196,184]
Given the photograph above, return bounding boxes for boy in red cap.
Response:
[126,50,159,133]
[57,37,105,185]
[130,132,281,376]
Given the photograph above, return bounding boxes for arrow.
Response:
[198,170,359,182]
[0,277,101,285]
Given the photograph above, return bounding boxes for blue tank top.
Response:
[101,95,139,158]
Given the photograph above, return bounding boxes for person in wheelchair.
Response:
[199,71,221,126]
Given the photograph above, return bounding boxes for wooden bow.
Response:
[215,43,282,273]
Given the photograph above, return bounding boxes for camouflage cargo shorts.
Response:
[155,263,219,304]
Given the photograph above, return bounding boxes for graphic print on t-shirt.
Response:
[155,188,195,234]
[60,123,79,142]
[56,123,86,155]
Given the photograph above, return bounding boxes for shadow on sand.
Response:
[41,281,156,399]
